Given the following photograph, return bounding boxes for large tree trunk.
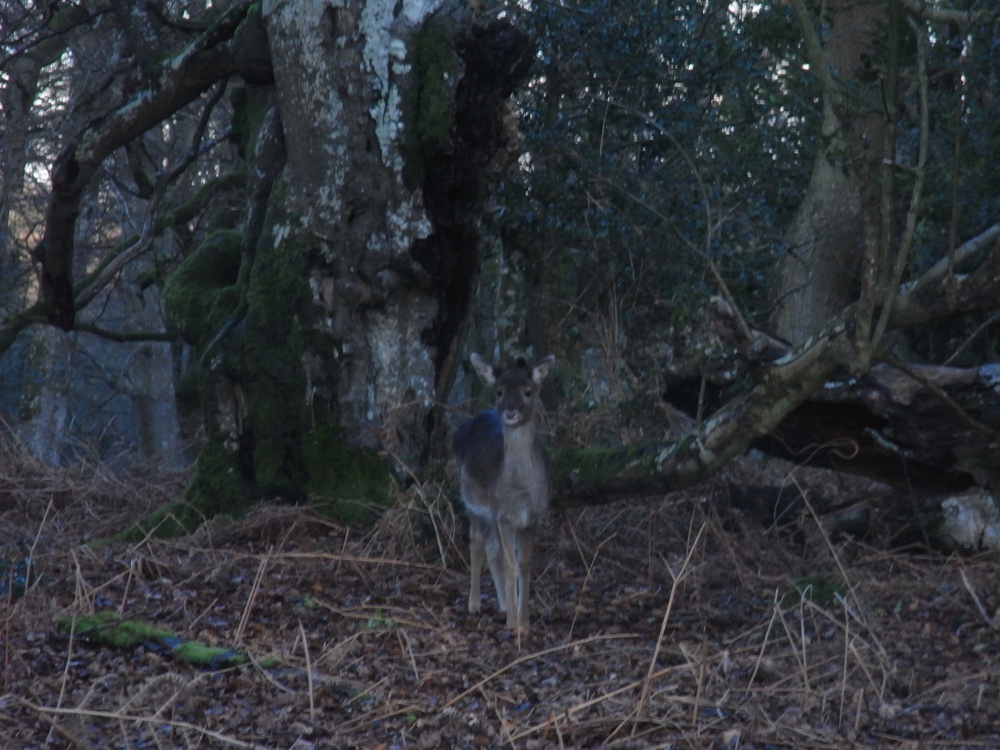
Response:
[146,1,533,533]
[772,0,887,345]
[12,326,74,466]
[256,0,531,464]
[263,1,443,466]
[10,0,531,535]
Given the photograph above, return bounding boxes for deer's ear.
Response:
[532,355,555,384]
[470,353,497,387]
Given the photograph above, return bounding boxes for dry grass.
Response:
[1,434,998,749]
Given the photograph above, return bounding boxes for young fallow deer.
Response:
[454,353,555,630]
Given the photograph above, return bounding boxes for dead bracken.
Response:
[1,435,998,749]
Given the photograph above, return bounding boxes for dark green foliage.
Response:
[484,0,1000,420]
[494,0,818,379]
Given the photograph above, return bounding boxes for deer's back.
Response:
[454,410,504,489]
[455,410,549,528]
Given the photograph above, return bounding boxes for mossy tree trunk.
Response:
[150,1,533,533]
[15,0,531,536]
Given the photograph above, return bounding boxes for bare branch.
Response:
[872,15,930,349]
[74,119,232,313]
[556,241,1000,507]
[903,222,1000,297]
[0,4,103,69]
[788,0,844,113]
[74,324,179,343]
[32,1,252,330]
[589,94,755,346]
[897,0,1000,25]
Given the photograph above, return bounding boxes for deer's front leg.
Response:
[487,523,509,614]
[515,525,536,630]
[468,521,486,614]
[499,521,527,630]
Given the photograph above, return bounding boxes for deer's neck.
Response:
[497,418,547,515]
[502,419,541,459]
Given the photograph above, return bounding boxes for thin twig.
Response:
[569,531,614,641]
[959,568,1000,631]
[634,520,706,719]
[298,619,315,722]
[234,547,271,646]
[441,633,637,710]
[20,700,269,749]
[872,15,930,351]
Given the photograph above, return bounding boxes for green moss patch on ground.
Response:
[57,611,276,670]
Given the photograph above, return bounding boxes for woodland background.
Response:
[2,1,1000,747]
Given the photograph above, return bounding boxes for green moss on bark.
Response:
[113,438,247,541]
[231,198,313,499]
[152,189,397,532]
[230,84,274,160]
[162,230,242,348]
[231,214,392,519]
[184,436,248,515]
[303,418,393,524]
[554,445,659,488]
[414,21,459,151]
[402,18,460,190]
[143,84,398,534]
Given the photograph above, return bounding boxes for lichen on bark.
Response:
[156,181,394,530]
[124,2,535,536]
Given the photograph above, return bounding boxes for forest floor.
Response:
[1,439,998,750]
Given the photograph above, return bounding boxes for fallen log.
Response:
[755,361,1000,492]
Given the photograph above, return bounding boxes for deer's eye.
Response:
[496,388,504,398]
[524,388,532,398]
